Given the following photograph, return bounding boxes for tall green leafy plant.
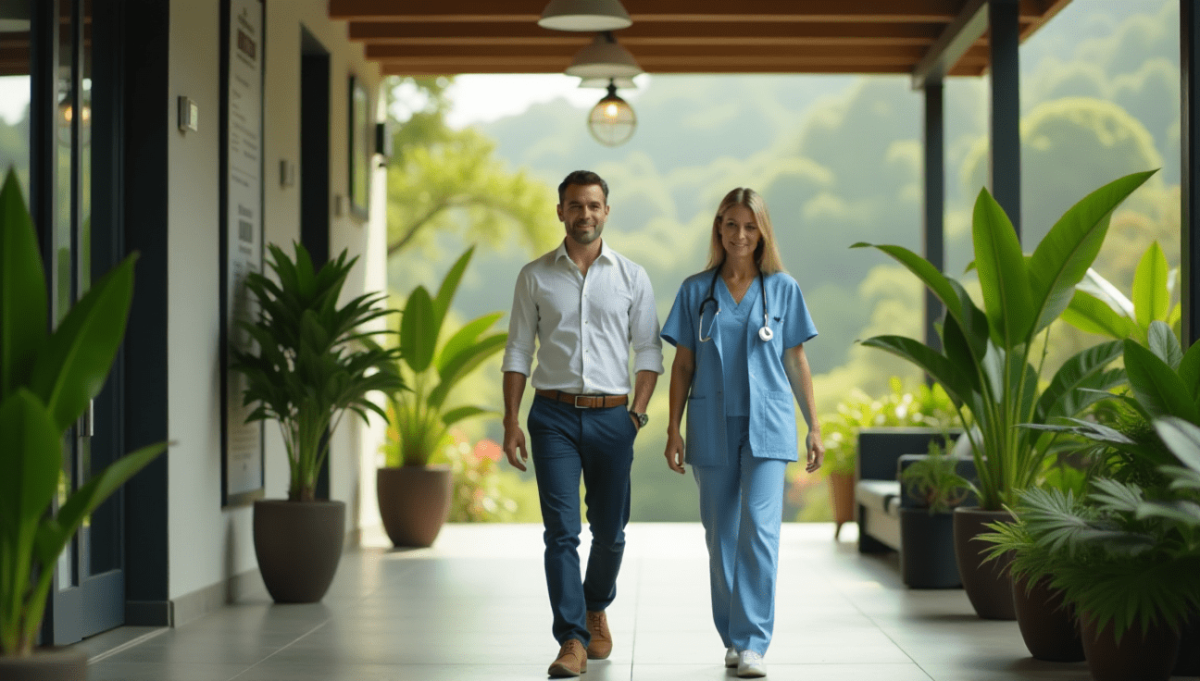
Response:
[232,243,403,501]
[0,169,166,657]
[384,246,507,467]
[852,170,1155,510]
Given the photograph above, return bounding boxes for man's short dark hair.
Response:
[558,170,609,204]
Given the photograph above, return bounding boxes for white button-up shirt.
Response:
[502,240,664,394]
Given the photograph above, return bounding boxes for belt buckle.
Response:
[574,394,587,409]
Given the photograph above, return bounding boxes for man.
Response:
[502,170,662,678]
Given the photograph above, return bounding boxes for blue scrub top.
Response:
[661,270,818,465]
[716,277,758,417]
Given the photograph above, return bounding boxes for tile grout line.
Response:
[87,628,170,665]
[225,618,333,681]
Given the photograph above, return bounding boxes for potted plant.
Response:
[897,440,973,588]
[852,169,1154,618]
[0,169,167,680]
[817,377,957,538]
[378,246,508,547]
[981,415,1200,681]
[232,242,402,602]
[1017,321,1200,673]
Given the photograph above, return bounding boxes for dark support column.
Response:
[923,83,945,355]
[1183,0,1200,346]
[989,0,1022,240]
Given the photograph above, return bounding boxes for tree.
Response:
[385,77,559,258]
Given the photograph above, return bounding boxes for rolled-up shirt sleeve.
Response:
[628,266,664,374]
[501,266,537,375]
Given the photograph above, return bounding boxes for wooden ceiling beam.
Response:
[348,21,949,46]
[331,0,1050,24]
[365,42,990,62]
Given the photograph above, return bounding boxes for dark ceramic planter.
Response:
[0,647,87,680]
[1012,575,1084,662]
[1080,614,1180,681]
[253,499,346,603]
[952,506,1016,620]
[1174,612,1200,676]
[900,508,961,588]
[376,465,453,548]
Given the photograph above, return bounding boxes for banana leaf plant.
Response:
[978,416,1200,641]
[384,246,507,467]
[0,169,166,657]
[852,170,1156,510]
[1062,240,1183,343]
[231,243,403,501]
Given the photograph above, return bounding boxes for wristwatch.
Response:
[629,411,649,429]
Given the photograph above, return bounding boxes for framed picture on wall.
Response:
[348,75,371,219]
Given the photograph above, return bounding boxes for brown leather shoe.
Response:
[548,638,587,677]
[586,610,612,659]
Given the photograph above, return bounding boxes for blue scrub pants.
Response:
[528,395,637,645]
[693,416,787,655]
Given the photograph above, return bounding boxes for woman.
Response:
[660,188,823,678]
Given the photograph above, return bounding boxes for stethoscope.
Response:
[698,265,773,343]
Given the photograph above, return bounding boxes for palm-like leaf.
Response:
[231,242,403,500]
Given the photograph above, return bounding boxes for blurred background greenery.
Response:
[370,0,1182,524]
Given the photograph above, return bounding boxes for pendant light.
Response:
[565,31,641,79]
[538,0,631,32]
[578,76,637,90]
[587,80,636,147]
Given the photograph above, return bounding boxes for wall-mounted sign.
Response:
[220,0,265,507]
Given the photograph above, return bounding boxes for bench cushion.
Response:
[856,479,901,517]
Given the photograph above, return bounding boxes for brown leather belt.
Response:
[535,389,628,409]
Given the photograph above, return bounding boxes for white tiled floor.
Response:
[79,522,1176,680]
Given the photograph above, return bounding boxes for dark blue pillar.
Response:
[924,82,945,355]
[989,0,1021,240]
[1183,0,1200,346]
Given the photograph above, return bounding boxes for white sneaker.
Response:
[724,646,738,668]
[737,650,766,678]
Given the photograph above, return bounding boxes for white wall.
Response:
[166,0,382,602]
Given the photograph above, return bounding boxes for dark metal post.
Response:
[923,82,945,356]
[989,0,1022,240]
[1183,0,1200,346]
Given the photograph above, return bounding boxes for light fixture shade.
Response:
[565,32,642,79]
[578,76,636,89]
[539,0,632,32]
[588,85,636,147]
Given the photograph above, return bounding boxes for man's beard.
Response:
[567,220,603,245]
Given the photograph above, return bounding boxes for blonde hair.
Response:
[705,187,786,275]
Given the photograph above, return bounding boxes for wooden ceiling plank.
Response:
[331,0,1048,23]
[349,21,948,45]
[365,43,982,60]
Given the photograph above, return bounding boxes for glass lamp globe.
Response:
[587,83,636,147]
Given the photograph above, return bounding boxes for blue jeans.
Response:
[693,416,787,655]
[528,395,637,645]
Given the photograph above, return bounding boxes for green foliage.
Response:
[385,77,559,258]
[979,416,1200,642]
[899,441,972,514]
[1063,241,1182,342]
[819,377,959,476]
[441,436,518,522]
[384,247,507,467]
[853,170,1155,510]
[231,243,403,502]
[0,169,166,657]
